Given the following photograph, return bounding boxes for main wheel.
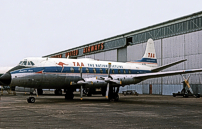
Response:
[108,93,119,102]
[55,89,62,95]
[183,94,188,98]
[37,89,43,95]
[87,92,92,97]
[114,93,119,101]
[196,94,200,98]
[173,93,176,97]
[65,94,74,100]
[102,93,106,96]
[58,89,62,95]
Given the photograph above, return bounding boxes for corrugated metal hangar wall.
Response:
[44,11,202,95]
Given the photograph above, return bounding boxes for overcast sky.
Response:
[0,0,202,67]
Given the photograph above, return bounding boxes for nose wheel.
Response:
[27,89,38,103]
[27,97,35,103]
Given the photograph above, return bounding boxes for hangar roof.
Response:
[43,11,202,58]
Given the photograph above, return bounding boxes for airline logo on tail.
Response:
[148,53,155,58]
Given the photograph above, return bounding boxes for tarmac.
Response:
[1,91,202,129]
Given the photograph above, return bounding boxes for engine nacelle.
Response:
[111,75,142,85]
[86,80,107,88]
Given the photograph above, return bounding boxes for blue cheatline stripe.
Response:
[10,66,152,74]
[134,58,157,63]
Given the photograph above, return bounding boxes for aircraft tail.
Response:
[134,38,158,68]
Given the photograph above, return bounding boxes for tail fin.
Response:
[134,38,158,67]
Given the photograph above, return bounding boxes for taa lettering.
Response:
[148,53,155,58]
[73,62,84,66]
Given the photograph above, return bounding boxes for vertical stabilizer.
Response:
[143,38,156,59]
[134,39,158,67]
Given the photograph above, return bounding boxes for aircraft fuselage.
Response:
[8,57,153,89]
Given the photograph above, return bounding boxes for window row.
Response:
[69,67,132,74]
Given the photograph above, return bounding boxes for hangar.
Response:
[44,11,202,95]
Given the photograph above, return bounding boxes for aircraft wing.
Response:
[133,68,202,80]
[151,59,187,72]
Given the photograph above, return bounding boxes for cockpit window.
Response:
[18,61,35,66]
[18,61,23,65]
[23,61,27,65]
[30,61,35,65]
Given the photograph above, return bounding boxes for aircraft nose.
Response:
[0,73,11,85]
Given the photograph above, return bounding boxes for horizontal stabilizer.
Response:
[151,59,187,72]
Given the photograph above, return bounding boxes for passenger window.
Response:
[105,69,108,74]
[86,68,89,73]
[100,68,103,73]
[70,67,74,73]
[78,67,82,72]
[123,70,126,74]
[128,70,131,74]
[112,69,115,74]
[118,69,121,74]
[93,68,96,73]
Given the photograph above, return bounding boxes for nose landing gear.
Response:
[27,89,38,103]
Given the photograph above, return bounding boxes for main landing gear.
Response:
[108,87,120,101]
[55,89,62,95]
[65,89,74,100]
[37,89,43,95]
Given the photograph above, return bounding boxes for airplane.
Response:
[0,38,202,103]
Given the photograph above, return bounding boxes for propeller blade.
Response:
[80,85,83,100]
[181,75,186,80]
[184,79,194,94]
[80,67,82,79]
[106,83,109,99]
[187,74,191,81]
[80,67,83,100]
[106,63,111,99]
[108,63,111,78]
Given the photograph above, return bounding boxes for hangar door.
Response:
[117,47,127,62]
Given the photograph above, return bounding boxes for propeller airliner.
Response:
[0,39,202,103]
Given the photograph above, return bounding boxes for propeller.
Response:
[106,63,111,99]
[181,74,194,94]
